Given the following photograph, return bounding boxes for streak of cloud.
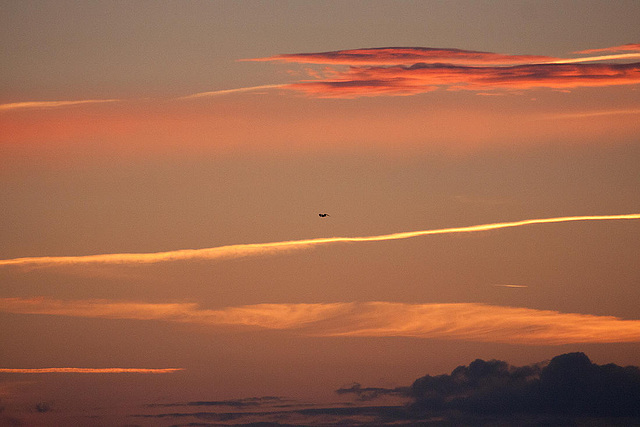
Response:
[0,368,183,374]
[0,213,638,269]
[574,43,640,54]
[178,84,286,99]
[539,109,640,120]
[244,47,557,66]
[547,53,640,64]
[250,46,640,66]
[493,284,528,288]
[0,99,120,112]
[2,298,640,345]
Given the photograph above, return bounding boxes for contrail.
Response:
[178,84,286,99]
[0,368,183,374]
[493,284,529,288]
[0,214,638,269]
[0,99,120,112]
[546,52,640,64]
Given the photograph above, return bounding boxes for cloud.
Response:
[336,383,409,401]
[407,352,640,417]
[492,284,528,288]
[146,396,289,409]
[0,99,120,112]
[540,108,640,120]
[0,368,183,374]
[2,298,640,345]
[248,45,640,98]
[1,213,638,269]
[284,61,640,98]
[136,404,409,425]
[574,43,640,54]
[178,84,286,99]
[136,354,640,423]
[245,47,557,66]
[34,402,51,413]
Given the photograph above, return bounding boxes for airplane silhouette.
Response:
[318,213,330,217]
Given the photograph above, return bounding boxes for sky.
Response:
[1,1,640,425]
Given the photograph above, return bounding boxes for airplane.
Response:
[318,213,330,217]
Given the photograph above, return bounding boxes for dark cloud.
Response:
[136,405,409,425]
[138,353,640,425]
[408,352,640,417]
[34,402,51,413]
[146,396,289,409]
[336,382,409,401]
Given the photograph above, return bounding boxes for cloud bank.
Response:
[1,213,638,269]
[2,298,640,345]
[406,352,640,417]
[136,353,640,423]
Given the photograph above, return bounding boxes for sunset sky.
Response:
[1,1,640,425]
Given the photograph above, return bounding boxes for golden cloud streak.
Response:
[0,368,183,374]
[0,99,120,112]
[574,43,640,54]
[2,298,640,345]
[0,214,639,269]
[493,284,529,288]
[178,84,286,99]
[547,53,640,64]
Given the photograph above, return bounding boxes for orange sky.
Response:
[1,1,640,425]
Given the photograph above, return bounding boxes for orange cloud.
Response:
[178,84,286,99]
[0,99,120,112]
[285,62,640,98]
[574,43,640,54]
[246,45,640,98]
[2,298,640,345]
[1,214,638,269]
[0,368,183,374]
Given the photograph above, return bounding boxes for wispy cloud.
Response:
[493,284,528,288]
[147,396,292,409]
[2,298,640,345]
[0,99,120,112]
[0,368,183,374]
[574,43,640,54]
[539,109,640,120]
[244,47,557,66]
[1,214,638,269]
[178,84,286,99]
[547,53,640,64]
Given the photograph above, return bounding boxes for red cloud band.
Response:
[285,62,640,98]
[574,43,640,54]
[248,45,640,98]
